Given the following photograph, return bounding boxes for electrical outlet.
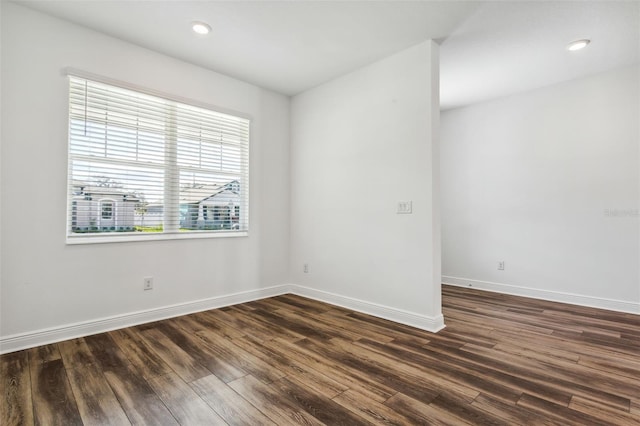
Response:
[303,263,309,273]
[498,261,505,271]
[143,276,154,291]
[397,201,413,214]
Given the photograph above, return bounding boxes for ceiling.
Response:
[440,1,640,109]
[13,1,640,110]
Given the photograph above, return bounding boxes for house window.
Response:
[101,201,114,220]
[213,206,223,221]
[66,74,250,243]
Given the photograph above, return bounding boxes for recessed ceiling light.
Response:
[192,21,211,35]
[567,39,590,51]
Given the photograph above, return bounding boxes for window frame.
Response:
[65,69,251,245]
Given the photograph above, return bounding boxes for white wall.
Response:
[0,3,290,347]
[0,1,4,335]
[290,41,443,330]
[441,65,640,313]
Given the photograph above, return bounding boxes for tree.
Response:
[93,176,123,188]
[134,192,148,227]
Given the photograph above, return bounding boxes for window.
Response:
[67,75,250,243]
[100,201,114,220]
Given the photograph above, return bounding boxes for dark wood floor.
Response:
[2,285,639,425]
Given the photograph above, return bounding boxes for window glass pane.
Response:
[178,172,242,231]
[70,160,164,233]
[70,121,165,164]
[101,202,114,220]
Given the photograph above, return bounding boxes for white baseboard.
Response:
[290,284,446,333]
[0,284,292,355]
[5,276,635,355]
[0,283,446,354]
[443,276,640,314]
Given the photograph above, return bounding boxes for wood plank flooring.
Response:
[2,285,639,425]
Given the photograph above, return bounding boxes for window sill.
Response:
[66,230,248,245]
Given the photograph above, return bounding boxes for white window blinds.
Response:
[67,75,250,242]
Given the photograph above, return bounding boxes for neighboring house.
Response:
[72,180,241,231]
[71,183,140,232]
[135,180,242,229]
[179,180,241,230]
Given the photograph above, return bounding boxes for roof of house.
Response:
[72,180,141,201]
[73,179,239,205]
[179,181,240,204]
